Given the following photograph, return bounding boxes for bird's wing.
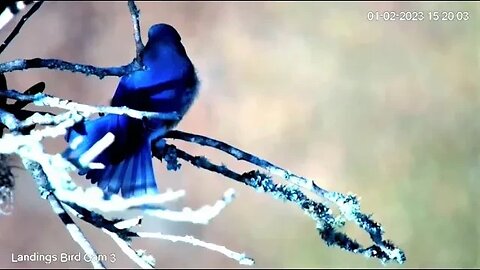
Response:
[110,65,197,111]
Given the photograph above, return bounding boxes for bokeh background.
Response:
[0,1,479,268]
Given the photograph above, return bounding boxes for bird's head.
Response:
[147,23,182,44]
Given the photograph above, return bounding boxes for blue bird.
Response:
[64,23,199,198]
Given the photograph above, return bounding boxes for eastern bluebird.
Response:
[64,23,199,198]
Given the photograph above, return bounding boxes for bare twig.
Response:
[0,58,138,79]
[0,89,179,121]
[138,232,255,266]
[143,188,236,224]
[154,143,407,264]
[104,230,154,269]
[15,111,76,132]
[165,130,329,197]
[63,204,154,269]
[0,1,44,55]
[127,1,144,61]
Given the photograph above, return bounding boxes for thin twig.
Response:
[164,130,329,197]
[127,1,144,61]
[15,111,75,132]
[104,230,155,269]
[143,188,236,224]
[138,232,255,266]
[61,201,137,238]
[0,1,44,55]
[63,204,154,269]
[0,58,138,79]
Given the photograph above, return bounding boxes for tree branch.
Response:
[0,1,147,79]
[154,144,407,264]
[20,150,106,269]
[0,58,138,79]
[138,232,254,266]
[0,89,179,121]
[62,203,154,269]
[164,130,329,197]
[0,1,44,55]
[143,188,236,224]
[127,1,144,61]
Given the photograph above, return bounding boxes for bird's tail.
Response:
[64,114,159,198]
[85,138,158,198]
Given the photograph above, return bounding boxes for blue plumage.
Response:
[64,23,199,198]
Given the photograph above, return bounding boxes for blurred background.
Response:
[0,1,479,268]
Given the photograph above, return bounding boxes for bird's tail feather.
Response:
[65,114,158,198]
[87,138,158,198]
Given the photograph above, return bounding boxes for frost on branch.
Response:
[0,1,405,268]
[0,153,14,215]
[0,88,251,268]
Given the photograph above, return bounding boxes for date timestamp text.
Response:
[367,11,470,21]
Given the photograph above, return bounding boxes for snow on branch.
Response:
[0,96,250,267]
